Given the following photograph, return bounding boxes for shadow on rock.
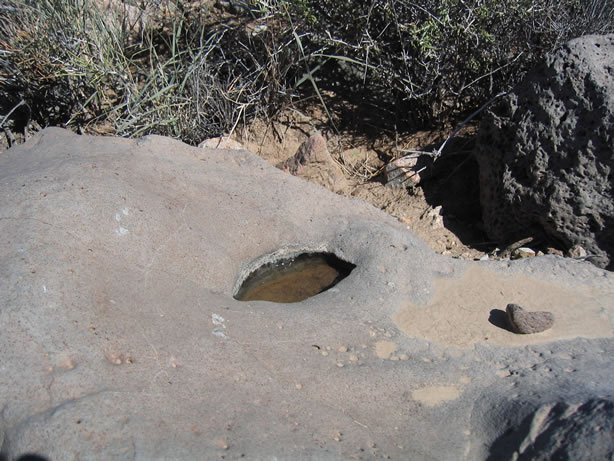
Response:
[419,134,489,250]
[487,399,614,461]
[488,309,513,332]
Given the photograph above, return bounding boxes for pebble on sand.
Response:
[506,303,554,334]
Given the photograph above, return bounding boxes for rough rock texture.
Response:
[473,34,614,269]
[506,304,555,334]
[486,399,614,460]
[511,247,536,260]
[279,132,348,192]
[1,128,614,460]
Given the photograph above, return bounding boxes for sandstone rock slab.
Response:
[1,128,613,460]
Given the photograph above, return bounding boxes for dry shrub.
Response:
[1,0,612,143]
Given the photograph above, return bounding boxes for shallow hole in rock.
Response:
[234,252,356,303]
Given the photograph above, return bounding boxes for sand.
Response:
[392,266,613,349]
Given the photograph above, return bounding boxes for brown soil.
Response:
[236,108,489,261]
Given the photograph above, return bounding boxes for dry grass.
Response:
[1,0,612,148]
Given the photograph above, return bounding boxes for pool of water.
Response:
[234,252,356,303]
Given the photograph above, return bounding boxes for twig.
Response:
[395,91,507,162]
[457,53,524,95]
[434,91,507,158]
[0,99,30,129]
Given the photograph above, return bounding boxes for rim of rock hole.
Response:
[232,246,356,303]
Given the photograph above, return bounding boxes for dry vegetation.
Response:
[2,0,612,146]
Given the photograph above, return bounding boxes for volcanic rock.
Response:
[473,34,614,269]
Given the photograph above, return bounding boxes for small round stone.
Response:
[506,303,554,334]
[567,245,587,258]
[512,247,536,259]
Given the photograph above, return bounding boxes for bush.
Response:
[0,0,145,134]
[0,0,313,143]
[1,0,612,143]
[270,0,614,125]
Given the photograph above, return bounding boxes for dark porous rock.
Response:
[473,34,614,270]
[506,303,555,334]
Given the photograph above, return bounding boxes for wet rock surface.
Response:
[473,34,614,270]
[1,128,613,460]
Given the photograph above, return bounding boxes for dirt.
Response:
[392,266,614,349]
[374,340,398,359]
[411,386,461,407]
[236,108,488,261]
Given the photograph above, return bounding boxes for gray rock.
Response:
[506,303,555,334]
[1,128,613,460]
[473,34,614,270]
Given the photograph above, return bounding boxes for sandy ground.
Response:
[236,109,487,261]
[392,266,613,349]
